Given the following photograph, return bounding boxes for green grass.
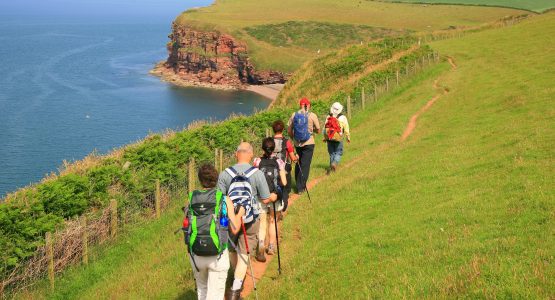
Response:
[254,12,555,298]
[16,202,197,300]
[244,21,408,51]
[176,0,527,72]
[380,0,555,13]
[19,10,554,300]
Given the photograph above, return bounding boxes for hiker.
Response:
[182,164,230,300]
[324,102,351,174]
[271,120,297,212]
[217,142,274,300]
[287,98,320,194]
[253,137,287,261]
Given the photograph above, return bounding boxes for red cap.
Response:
[299,98,310,107]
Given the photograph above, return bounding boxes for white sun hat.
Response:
[330,102,343,117]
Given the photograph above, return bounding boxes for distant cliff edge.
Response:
[151,23,288,90]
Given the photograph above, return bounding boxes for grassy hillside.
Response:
[176,0,527,72]
[254,12,555,298]
[19,12,554,299]
[380,0,555,13]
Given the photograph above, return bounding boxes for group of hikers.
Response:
[181,98,351,300]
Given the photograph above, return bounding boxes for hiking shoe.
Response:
[229,289,242,300]
[331,163,337,172]
[266,244,275,255]
[255,249,266,263]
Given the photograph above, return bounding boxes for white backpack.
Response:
[225,167,259,223]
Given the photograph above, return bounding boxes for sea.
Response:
[0,12,270,197]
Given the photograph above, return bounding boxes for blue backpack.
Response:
[293,112,311,143]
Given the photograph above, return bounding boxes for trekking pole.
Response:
[296,161,312,202]
[241,219,258,300]
[273,202,282,275]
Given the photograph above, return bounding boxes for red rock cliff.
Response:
[163,23,287,87]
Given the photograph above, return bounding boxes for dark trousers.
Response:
[282,163,292,210]
[295,144,315,192]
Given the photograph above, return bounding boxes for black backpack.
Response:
[273,137,289,162]
[258,157,280,193]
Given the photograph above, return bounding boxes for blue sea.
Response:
[0,13,270,197]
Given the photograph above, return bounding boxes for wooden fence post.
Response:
[214,148,219,169]
[81,216,88,265]
[386,77,389,92]
[46,232,55,290]
[396,70,400,86]
[347,95,352,119]
[422,56,426,67]
[155,179,161,219]
[110,199,117,238]
[219,149,224,172]
[361,87,365,110]
[374,83,378,102]
[188,158,196,192]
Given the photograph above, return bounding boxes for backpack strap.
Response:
[225,167,238,178]
[244,166,258,178]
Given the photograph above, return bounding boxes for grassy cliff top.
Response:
[175,0,528,72]
[379,0,555,13]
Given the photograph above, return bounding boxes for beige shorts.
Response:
[229,218,260,255]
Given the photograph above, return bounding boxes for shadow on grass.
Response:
[175,289,197,300]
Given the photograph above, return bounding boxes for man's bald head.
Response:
[235,142,254,163]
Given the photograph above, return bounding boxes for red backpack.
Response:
[324,114,342,141]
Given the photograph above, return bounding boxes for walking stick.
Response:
[273,202,282,275]
[296,161,312,202]
[241,219,258,300]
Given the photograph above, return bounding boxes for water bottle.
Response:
[220,202,229,228]
[218,201,229,248]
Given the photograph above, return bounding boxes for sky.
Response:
[0,0,212,21]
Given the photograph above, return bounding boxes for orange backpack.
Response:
[324,114,342,142]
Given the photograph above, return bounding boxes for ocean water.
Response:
[0,17,270,197]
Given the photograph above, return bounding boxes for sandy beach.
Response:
[246,84,284,101]
[150,63,284,101]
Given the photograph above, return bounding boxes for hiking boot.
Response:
[266,243,275,255]
[255,248,266,263]
[229,289,242,300]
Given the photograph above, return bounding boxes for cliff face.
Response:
[163,23,287,87]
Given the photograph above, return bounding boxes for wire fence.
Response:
[0,145,246,299]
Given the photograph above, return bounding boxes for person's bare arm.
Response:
[262,194,277,204]
[287,114,294,138]
[225,197,245,235]
[288,151,298,163]
[312,113,321,134]
[279,169,287,186]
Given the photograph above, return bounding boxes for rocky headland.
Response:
[151,23,288,98]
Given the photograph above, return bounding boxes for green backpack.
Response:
[184,189,228,258]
